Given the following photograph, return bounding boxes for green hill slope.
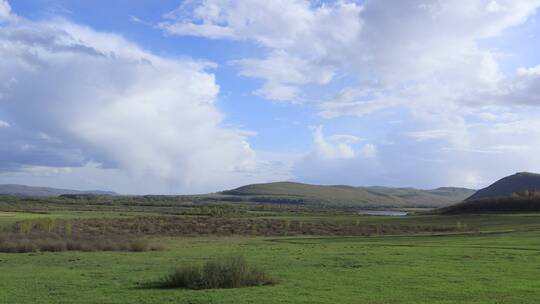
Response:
[221,182,475,208]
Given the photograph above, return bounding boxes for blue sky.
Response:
[1,0,540,194]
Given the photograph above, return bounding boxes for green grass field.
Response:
[1,210,540,303]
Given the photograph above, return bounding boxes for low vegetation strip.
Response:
[0,237,154,253]
[0,215,471,253]
[0,218,160,253]
[154,256,274,290]
[58,216,467,237]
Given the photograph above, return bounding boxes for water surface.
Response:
[358,210,408,216]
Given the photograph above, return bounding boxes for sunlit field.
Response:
[1,199,540,303]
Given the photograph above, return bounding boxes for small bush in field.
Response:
[162,265,202,289]
[128,239,150,252]
[158,256,274,289]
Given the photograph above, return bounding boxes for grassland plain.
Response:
[1,212,540,303]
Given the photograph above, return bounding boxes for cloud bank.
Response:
[3,1,540,192]
[163,0,540,188]
[0,2,274,193]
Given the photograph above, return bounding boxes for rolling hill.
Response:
[221,182,475,208]
[438,172,540,214]
[466,172,540,201]
[437,195,540,214]
[0,184,117,197]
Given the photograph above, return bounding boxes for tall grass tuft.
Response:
[158,256,274,289]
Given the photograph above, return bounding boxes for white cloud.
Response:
[160,0,362,49]
[405,130,455,142]
[0,120,9,128]
[294,126,380,186]
[298,111,540,189]
[311,126,359,160]
[162,0,540,189]
[0,0,11,21]
[161,0,362,102]
[160,0,540,118]
[162,0,540,107]
[0,10,280,193]
[253,82,300,102]
[359,144,377,159]
[318,87,402,118]
[234,50,335,101]
[3,0,540,192]
[495,65,540,106]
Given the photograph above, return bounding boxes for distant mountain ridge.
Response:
[0,181,476,208]
[466,172,540,201]
[0,184,117,197]
[222,182,475,208]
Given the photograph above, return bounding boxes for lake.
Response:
[358,210,408,216]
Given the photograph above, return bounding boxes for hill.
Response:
[437,172,540,214]
[221,182,475,208]
[437,194,540,214]
[0,184,117,197]
[466,172,540,201]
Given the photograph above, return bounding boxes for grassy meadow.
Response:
[1,196,540,303]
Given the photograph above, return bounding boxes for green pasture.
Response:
[1,212,540,303]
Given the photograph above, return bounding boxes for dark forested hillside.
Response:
[466,172,540,201]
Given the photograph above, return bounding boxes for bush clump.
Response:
[159,256,274,289]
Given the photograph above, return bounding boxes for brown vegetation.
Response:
[54,216,463,237]
[0,218,159,253]
[0,214,469,253]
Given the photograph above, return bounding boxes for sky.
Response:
[1,0,540,194]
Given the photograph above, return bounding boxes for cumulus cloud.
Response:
[4,0,540,191]
[311,126,359,160]
[484,65,540,106]
[160,0,540,119]
[233,50,335,101]
[0,7,278,193]
[359,144,377,159]
[160,0,540,189]
[295,110,540,189]
[307,126,378,162]
[161,0,540,107]
[161,0,362,102]
[292,126,380,185]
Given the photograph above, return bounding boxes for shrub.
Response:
[158,256,274,289]
[162,265,202,289]
[128,239,150,252]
